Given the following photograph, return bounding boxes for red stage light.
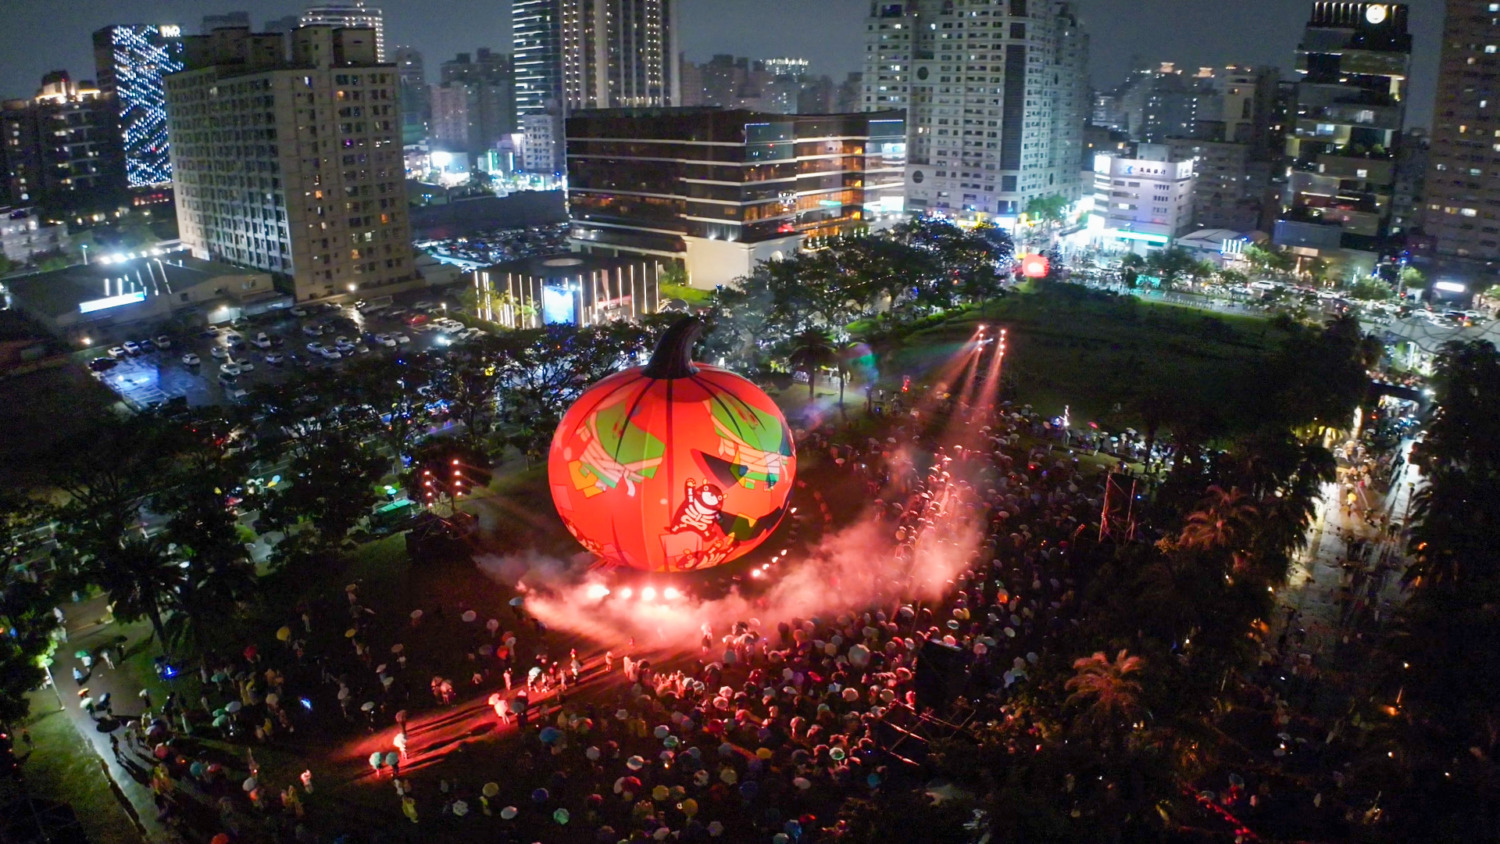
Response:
[1021,255,1050,279]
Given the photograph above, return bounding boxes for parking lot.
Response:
[86,288,469,409]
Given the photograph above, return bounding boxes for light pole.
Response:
[80,244,89,265]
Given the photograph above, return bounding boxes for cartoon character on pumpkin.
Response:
[661,479,737,571]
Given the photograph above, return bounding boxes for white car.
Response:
[392,333,411,345]
[155,335,173,349]
[211,346,230,359]
[374,333,397,348]
[290,306,309,317]
[250,333,273,350]
[302,324,324,337]
[221,332,243,345]
[334,337,356,353]
[458,327,484,340]
[234,359,255,373]
[181,353,201,366]
[413,300,435,312]
[108,346,128,359]
[319,347,342,360]
[265,352,285,365]
[219,362,243,377]
[122,341,141,355]
[306,342,326,353]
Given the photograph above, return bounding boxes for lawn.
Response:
[885,283,1294,432]
[19,706,144,844]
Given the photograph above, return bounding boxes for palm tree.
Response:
[788,328,837,400]
[91,534,182,646]
[1065,650,1145,735]
[1177,485,1259,553]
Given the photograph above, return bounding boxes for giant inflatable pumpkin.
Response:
[548,318,796,573]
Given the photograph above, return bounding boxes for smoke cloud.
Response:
[474,502,980,654]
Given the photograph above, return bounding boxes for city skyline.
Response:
[0,0,1444,127]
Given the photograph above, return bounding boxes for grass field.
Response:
[885,284,1293,432]
[18,708,144,844]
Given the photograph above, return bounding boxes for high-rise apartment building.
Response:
[1,71,127,223]
[393,46,429,145]
[513,0,680,117]
[92,24,186,188]
[435,50,516,153]
[861,0,1090,221]
[1275,2,1410,256]
[165,26,414,301]
[301,2,386,62]
[1425,0,1500,263]
[567,108,906,287]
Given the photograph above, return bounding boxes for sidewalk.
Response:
[28,595,182,843]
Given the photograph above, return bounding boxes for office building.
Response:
[521,112,564,174]
[1167,138,1273,232]
[92,24,186,188]
[861,0,1090,221]
[301,2,386,61]
[1275,2,1411,256]
[165,25,415,301]
[1425,0,1500,263]
[1391,127,1426,237]
[393,46,430,145]
[1,71,127,223]
[0,207,71,265]
[1091,144,1197,251]
[567,107,906,288]
[513,0,680,117]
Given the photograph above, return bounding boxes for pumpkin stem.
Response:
[644,316,703,378]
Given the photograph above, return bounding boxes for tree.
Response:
[88,534,182,646]
[1065,650,1145,737]
[1143,246,1205,289]
[431,339,508,452]
[1215,267,1249,288]
[345,353,436,475]
[1024,193,1069,227]
[787,328,837,400]
[1348,278,1394,301]
[261,430,385,552]
[0,565,60,722]
[151,413,258,649]
[1176,485,1259,553]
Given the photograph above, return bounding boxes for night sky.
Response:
[0,0,1443,127]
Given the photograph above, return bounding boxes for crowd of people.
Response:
[63,363,1137,843]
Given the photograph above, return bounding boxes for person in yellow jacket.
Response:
[401,795,419,824]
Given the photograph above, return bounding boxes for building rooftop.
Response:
[481,252,648,281]
[5,253,257,320]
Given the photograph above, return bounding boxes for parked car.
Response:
[290,306,309,317]
[200,326,221,338]
[154,335,173,349]
[302,324,324,337]
[319,347,342,360]
[107,346,128,359]
[88,357,118,372]
[405,313,429,326]
[251,333,273,350]
[223,332,245,347]
[227,386,250,401]
[286,352,307,366]
[137,339,156,353]
[217,372,238,386]
[234,359,255,373]
[265,352,285,365]
[181,352,201,366]
[386,307,407,318]
[122,341,141,355]
[306,342,326,353]
[334,337,356,353]
[392,333,411,345]
[373,333,397,347]
[210,346,230,359]
[413,300,435,312]
[220,362,243,377]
